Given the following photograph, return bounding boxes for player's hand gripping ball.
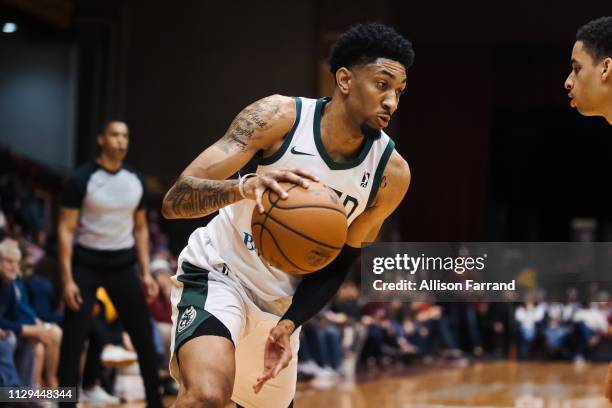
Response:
[251,181,347,275]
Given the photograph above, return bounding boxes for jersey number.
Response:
[330,188,358,219]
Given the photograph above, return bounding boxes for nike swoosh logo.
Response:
[290,146,315,156]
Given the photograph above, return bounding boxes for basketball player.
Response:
[564,16,612,404]
[162,23,414,408]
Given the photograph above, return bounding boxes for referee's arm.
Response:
[133,209,158,301]
[58,207,82,311]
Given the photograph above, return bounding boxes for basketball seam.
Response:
[264,183,300,225]
[265,213,343,250]
[265,204,346,215]
[253,222,311,273]
[259,184,300,259]
[265,184,300,220]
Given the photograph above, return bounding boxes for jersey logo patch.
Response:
[177,306,197,333]
[360,172,371,188]
[244,232,257,251]
[290,146,315,156]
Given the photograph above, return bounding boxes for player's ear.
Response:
[336,67,352,95]
[97,134,104,147]
[602,58,612,82]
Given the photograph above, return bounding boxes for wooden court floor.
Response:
[98,361,611,407]
[294,361,610,407]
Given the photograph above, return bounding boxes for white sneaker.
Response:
[311,376,336,390]
[319,367,339,379]
[298,360,323,376]
[80,385,120,405]
[101,345,138,368]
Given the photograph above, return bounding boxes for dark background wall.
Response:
[124,0,317,185]
[391,1,612,241]
[0,26,77,170]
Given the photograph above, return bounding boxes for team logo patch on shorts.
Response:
[178,306,197,333]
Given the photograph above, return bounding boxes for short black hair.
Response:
[329,22,415,76]
[576,16,612,62]
[98,119,127,135]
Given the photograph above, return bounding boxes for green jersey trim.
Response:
[313,97,374,170]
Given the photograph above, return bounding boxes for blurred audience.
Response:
[515,301,546,358]
[0,238,57,386]
[2,150,612,395]
[149,257,179,396]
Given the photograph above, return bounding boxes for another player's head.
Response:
[565,17,612,124]
[329,22,415,139]
[97,120,130,161]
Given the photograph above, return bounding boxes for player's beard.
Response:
[360,122,382,140]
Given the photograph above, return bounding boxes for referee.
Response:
[57,120,162,407]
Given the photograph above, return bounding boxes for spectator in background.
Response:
[543,302,575,359]
[0,327,19,386]
[13,266,62,388]
[149,258,178,395]
[56,120,162,407]
[360,302,413,365]
[13,249,63,388]
[402,302,459,360]
[573,302,610,363]
[298,316,343,389]
[0,238,54,386]
[515,301,546,359]
[80,288,134,405]
[149,258,173,360]
[478,302,515,358]
[26,256,63,326]
[327,281,367,380]
[444,303,484,357]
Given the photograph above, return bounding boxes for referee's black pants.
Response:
[58,253,162,408]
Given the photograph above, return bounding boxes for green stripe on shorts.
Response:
[174,261,213,351]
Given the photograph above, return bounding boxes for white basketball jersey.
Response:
[180,97,395,305]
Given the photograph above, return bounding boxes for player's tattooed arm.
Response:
[162,95,297,219]
[214,96,285,154]
[345,150,410,246]
[163,177,240,219]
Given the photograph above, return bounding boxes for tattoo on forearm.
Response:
[166,176,239,218]
[216,96,283,153]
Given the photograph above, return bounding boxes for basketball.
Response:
[251,181,348,275]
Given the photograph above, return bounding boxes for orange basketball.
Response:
[251,181,348,275]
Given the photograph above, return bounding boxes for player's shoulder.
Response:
[263,94,295,108]
[250,94,297,122]
[385,149,411,187]
[243,94,300,147]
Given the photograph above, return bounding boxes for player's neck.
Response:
[96,155,123,173]
[319,98,367,162]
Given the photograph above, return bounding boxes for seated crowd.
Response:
[1,153,611,400]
